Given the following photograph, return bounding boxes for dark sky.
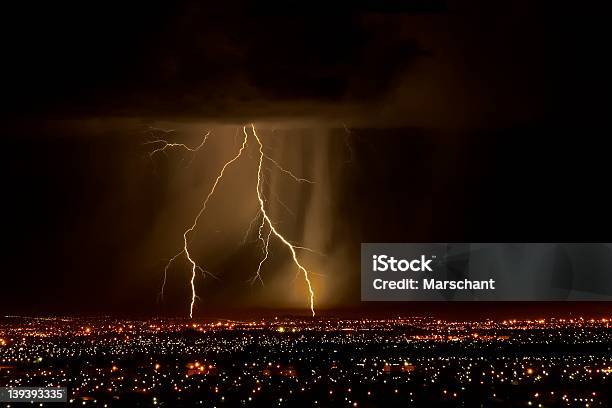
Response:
[2,1,611,318]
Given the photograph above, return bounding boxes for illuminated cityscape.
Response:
[1,316,610,407]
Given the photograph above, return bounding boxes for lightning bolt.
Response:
[146,131,210,157]
[153,124,317,318]
[241,210,262,245]
[159,131,248,317]
[264,155,314,184]
[250,124,316,316]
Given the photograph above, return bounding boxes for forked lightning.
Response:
[150,125,317,317]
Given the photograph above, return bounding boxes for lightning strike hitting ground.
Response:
[249,228,271,286]
[152,125,318,318]
[250,125,316,316]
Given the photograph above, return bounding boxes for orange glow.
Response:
[155,125,317,317]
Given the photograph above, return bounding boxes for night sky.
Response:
[2,1,611,318]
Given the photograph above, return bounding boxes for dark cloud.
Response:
[3,0,608,128]
[3,1,442,120]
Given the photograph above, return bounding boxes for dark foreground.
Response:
[0,316,610,407]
